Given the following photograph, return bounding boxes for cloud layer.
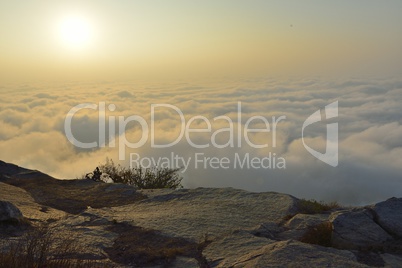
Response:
[1,77,401,205]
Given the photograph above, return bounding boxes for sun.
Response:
[57,14,94,51]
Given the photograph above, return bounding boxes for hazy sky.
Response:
[1,0,402,80]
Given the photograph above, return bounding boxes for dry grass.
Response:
[297,199,340,214]
[281,199,341,225]
[0,225,105,268]
[299,221,333,247]
[281,214,295,223]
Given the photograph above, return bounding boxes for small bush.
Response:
[83,158,183,190]
[123,165,183,189]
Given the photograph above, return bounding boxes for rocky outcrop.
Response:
[0,160,401,267]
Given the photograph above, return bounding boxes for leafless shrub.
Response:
[83,158,183,189]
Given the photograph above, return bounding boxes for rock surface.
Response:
[0,182,66,221]
[93,187,299,241]
[0,200,23,222]
[203,230,275,267]
[0,160,30,177]
[1,160,402,267]
[279,213,329,241]
[233,240,368,268]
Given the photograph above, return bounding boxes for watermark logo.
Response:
[64,101,339,170]
[302,101,338,167]
[64,102,286,160]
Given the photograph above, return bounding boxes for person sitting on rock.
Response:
[85,167,102,182]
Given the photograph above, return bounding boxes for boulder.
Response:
[0,200,23,222]
[329,209,393,250]
[372,197,402,238]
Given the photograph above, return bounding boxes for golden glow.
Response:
[0,1,401,81]
[57,14,94,51]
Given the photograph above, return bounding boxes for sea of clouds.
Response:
[1,76,401,205]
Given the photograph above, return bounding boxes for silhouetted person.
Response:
[92,167,102,181]
[86,167,102,181]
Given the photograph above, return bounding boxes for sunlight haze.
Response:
[1,1,402,81]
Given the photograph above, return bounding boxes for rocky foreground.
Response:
[0,160,401,267]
